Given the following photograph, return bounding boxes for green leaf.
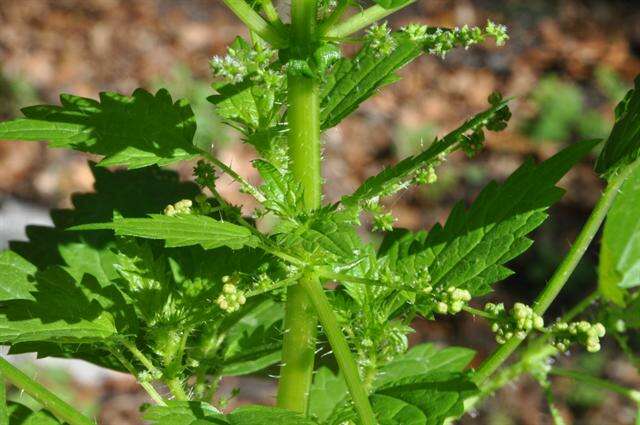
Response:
[145,403,317,425]
[5,402,61,425]
[375,343,475,388]
[309,367,349,423]
[0,267,117,344]
[227,406,318,425]
[0,89,200,169]
[380,139,599,303]
[144,401,225,425]
[595,76,640,177]
[221,298,283,375]
[321,32,423,130]
[370,394,426,425]
[253,159,303,216]
[342,99,510,207]
[73,214,261,251]
[375,372,478,425]
[599,163,640,305]
[0,251,37,301]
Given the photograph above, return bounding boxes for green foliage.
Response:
[5,402,61,424]
[73,214,261,250]
[595,76,640,176]
[599,163,640,304]
[145,402,318,425]
[0,3,638,425]
[0,89,200,168]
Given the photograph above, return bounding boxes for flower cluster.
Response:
[485,302,545,344]
[549,321,606,353]
[431,287,472,315]
[365,22,397,57]
[216,276,247,313]
[164,199,193,216]
[485,20,509,46]
[210,39,282,86]
[413,164,438,185]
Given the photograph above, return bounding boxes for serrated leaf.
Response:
[375,343,475,388]
[376,372,478,425]
[253,159,303,216]
[5,402,61,425]
[227,406,318,425]
[599,163,640,305]
[321,32,424,130]
[145,403,317,425]
[0,251,37,301]
[144,401,225,425]
[342,99,510,206]
[73,214,261,251]
[0,267,117,344]
[0,89,200,169]
[595,76,640,177]
[309,367,349,423]
[380,140,599,301]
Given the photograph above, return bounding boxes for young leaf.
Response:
[0,89,200,169]
[253,159,303,216]
[595,76,640,177]
[341,99,510,207]
[321,25,505,130]
[320,32,424,130]
[73,214,261,250]
[599,163,640,305]
[380,139,599,304]
[226,406,318,425]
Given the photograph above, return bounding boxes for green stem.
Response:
[0,370,7,425]
[325,0,416,39]
[276,0,321,415]
[549,368,640,402]
[302,278,376,425]
[473,161,639,385]
[318,0,351,35]
[0,358,94,425]
[109,347,167,405]
[221,0,288,47]
[262,0,281,23]
[277,274,318,413]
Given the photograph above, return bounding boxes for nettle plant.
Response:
[0,1,639,424]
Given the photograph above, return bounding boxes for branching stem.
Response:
[221,0,288,47]
[325,0,416,39]
[473,160,640,385]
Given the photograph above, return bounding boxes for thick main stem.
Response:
[473,161,640,385]
[0,357,95,425]
[276,0,321,414]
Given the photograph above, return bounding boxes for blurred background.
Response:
[0,0,639,423]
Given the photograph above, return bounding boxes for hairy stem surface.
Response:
[0,357,95,425]
[276,0,321,414]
